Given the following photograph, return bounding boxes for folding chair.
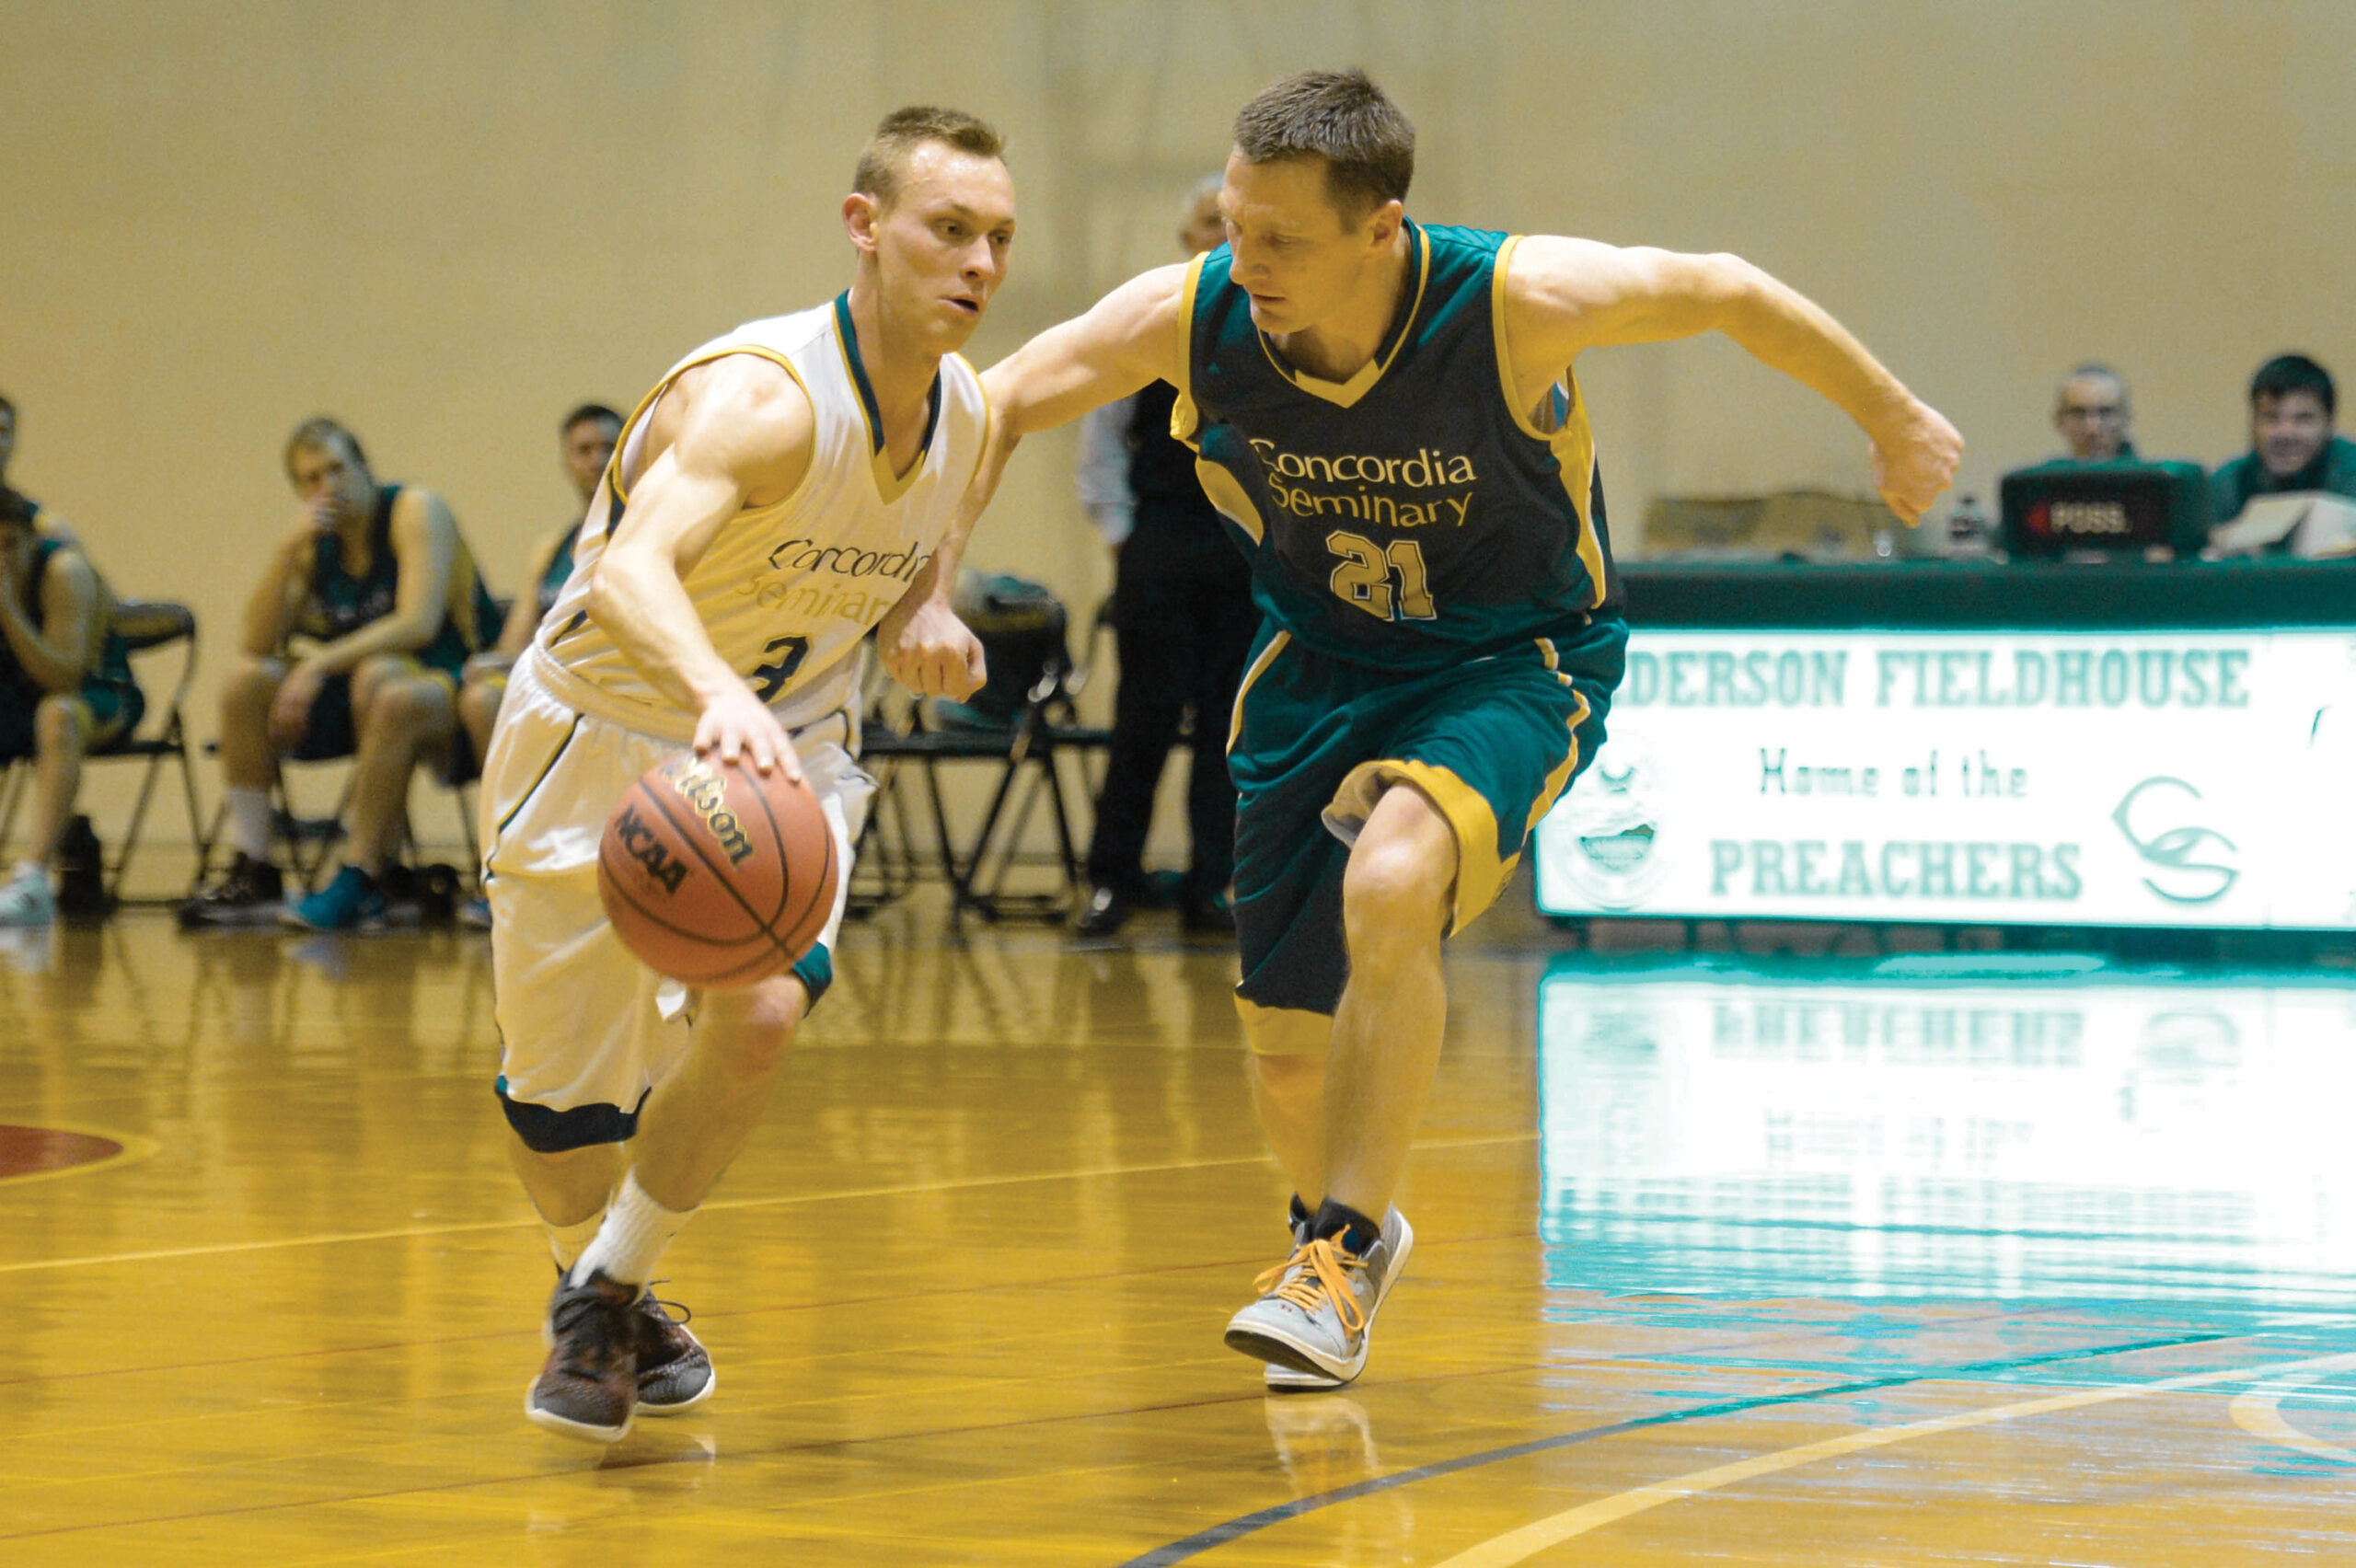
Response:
[939,651,1111,919]
[191,745,345,894]
[848,581,1112,921]
[98,601,210,902]
[192,685,484,898]
[0,598,206,905]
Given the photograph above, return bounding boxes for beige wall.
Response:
[7,2,2350,848]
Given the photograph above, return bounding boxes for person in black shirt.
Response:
[456,403,621,772]
[179,418,496,928]
[0,491,142,926]
[1071,179,1260,936]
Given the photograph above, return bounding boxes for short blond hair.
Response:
[852,106,1005,212]
[283,416,367,479]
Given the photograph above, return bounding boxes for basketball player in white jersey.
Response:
[479,107,1008,1443]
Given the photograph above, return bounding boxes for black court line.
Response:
[1113,1331,2233,1567]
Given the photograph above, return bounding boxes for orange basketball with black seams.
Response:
[596,751,838,987]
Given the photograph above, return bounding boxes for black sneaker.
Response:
[55,815,109,918]
[176,853,285,929]
[1181,887,1236,936]
[634,1286,715,1414]
[526,1267,640,1443]
[1073,882,1131,937]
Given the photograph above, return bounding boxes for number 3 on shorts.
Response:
[1325,530,1437,622]
[748,634,812,702]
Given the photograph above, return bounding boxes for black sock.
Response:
[1281,1191,1319,1242]
[1310,1197,1381,1256]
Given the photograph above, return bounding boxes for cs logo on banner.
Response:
[1549,738,1670,910]
[2111,777,2238,905]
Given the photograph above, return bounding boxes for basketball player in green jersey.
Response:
[945,70,1961,1389]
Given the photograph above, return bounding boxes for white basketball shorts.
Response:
[480,647,869,1151]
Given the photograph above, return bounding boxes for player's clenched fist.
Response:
[878,594,987,701]
[1872,401,1964,525]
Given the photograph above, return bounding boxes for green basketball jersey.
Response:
[1177,219,1621,672]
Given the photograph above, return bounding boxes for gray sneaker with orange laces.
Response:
[1226,1207,1413,1387]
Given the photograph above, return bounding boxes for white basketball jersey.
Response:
[532,294,987,744]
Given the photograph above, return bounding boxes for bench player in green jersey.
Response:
[943,69,1962,1389]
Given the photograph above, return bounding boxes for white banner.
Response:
[1534,629,2356,928]
[1536,964,2356,1302]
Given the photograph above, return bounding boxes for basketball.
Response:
[595,750,839,987]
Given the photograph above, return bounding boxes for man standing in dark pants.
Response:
[1074,179,1260,937]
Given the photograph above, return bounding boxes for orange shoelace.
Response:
[1251,1238,1369,1334]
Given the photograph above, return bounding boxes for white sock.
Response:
[225,786,273,860]
[542,1210,606,1274]
[569,1171,694,1287]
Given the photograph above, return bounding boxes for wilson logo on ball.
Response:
[611,804,690,894]
[664,758,756,867]
[599,749,838,988]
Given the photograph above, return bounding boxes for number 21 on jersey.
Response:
[1325,530,1436,622]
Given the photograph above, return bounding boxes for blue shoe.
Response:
[279,865,388,931]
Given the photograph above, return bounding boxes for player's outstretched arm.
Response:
[876,265,1190,694]
[1505,238,1962,523]
[589,355,815,779]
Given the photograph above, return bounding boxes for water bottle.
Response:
[1946,494,1993,559]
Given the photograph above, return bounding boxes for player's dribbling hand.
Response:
[1870,400,1964,525]
[695,683,803,783]
[878,594,988,702]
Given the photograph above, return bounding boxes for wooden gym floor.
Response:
[2,891,2352,1564]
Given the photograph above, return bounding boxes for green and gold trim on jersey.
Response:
[1253,221,1432,410]
[1327,755,1517,937]
[1170,255,1267,546]
[1491,235,1610,610]
[1169,251,1209,447]
[1235,997,1334,1057]
[1524,634,1596,835]
[1226,628,1291,754]
[832,292,943,504]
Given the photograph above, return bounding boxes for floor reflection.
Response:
[1264,1393,1380,1498]
[1539,953,2356,1307]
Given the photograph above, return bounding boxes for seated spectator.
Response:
[179,417,497,930]
[2048,363,2135,463]
[0,490,143,926]
[454,402,620,768]
[450,402,618,929]
[2211,353,2356,525]
[2004,366,2136,480]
